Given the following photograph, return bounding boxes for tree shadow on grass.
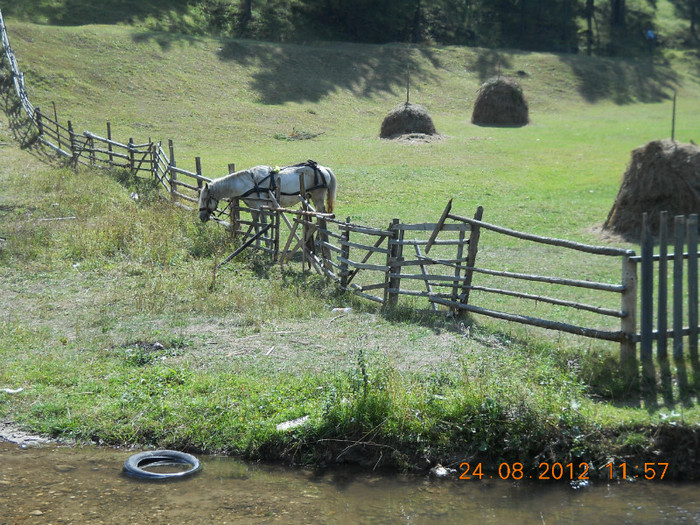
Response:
[467,49,515,83]
[131,30,204,53]
[0,62,57,166]
[215,40,442,105]
[128,28,442,106]
[2,0,192,27]
[558,54,680,104]
[466,47,679,105]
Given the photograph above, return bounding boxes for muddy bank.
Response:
[0,421,61,447]
[4,419,698,481]
[257,423,700,481]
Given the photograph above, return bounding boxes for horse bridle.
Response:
[199,196,219,217]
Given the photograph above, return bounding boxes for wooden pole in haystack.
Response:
[671,91,677,142]
[406,64,411,104]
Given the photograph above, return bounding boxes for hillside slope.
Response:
[3,18,700,235]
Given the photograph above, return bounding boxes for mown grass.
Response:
[1,17,699,479]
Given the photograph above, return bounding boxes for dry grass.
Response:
[380,102,437,139]
[471,76,529,127]
[604,139,700,239]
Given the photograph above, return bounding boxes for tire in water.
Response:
[123,450,201,480]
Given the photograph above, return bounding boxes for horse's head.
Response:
[198,183,219,222]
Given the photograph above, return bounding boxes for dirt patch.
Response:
[177,313,464,376]
[585,224,633,245]
[382,133,446,144]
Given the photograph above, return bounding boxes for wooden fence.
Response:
[0,9,35,123]
[2,9,698,398]
[638,212,700,401]
[259,199,638,356]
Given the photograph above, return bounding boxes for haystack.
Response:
[471,76,529,127]
[380,102,437,139]
[603,139,700,238]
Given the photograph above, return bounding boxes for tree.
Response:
[668,0,700,38]
[584,0,596,55]
[238,0,253,33]
[610,0,626,27]
[199,0,236,34]
[412,0,423,43]
[298,0,418,43]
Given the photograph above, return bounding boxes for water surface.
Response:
[1,443,698,524]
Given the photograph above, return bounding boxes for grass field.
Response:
[1,15,700,478]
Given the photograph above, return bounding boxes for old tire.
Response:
[123,450,201,480]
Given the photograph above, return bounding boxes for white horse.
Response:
[198,160,337,223]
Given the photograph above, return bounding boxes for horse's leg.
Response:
[311,191,326,215]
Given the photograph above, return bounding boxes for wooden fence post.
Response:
[88,134,95,167]
[150,142,158,183]
[620,249,639,394]
[383,218,403,310]
[673,215,690,399]
[299,172,309,270]
[52,102,61,151]
[273,175,281,262]
[168,139,177,203]
[228,163,239,236]
[195,156,203,190]
[451,228,466,310]
[35,106,43,136]
[340,217,351,288]
[640,213,656,399]
[107,121,114,165]
[687,214,699,389]
[657,211,673,402]
[318,215,330,271]
[67,120,77,165]
[460,206,484,308]
[128,138,135,172]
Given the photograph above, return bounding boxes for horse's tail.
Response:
[325,168,337,214]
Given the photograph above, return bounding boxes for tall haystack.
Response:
[471,76,529,127]
[603,139,700,238]
[380,102,437,139]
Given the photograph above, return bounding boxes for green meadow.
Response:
[1,14,699,478]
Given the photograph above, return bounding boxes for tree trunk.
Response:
[411,0,422,43]
[585,0,595,55]
[239,0,252,32]
[610,0,625,27]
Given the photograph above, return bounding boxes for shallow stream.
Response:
[1,442,699,524]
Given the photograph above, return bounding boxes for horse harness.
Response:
[239,159,327,200]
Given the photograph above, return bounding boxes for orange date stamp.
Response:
[458,461,669,480]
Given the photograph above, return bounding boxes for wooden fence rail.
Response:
[3,9,697,397]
